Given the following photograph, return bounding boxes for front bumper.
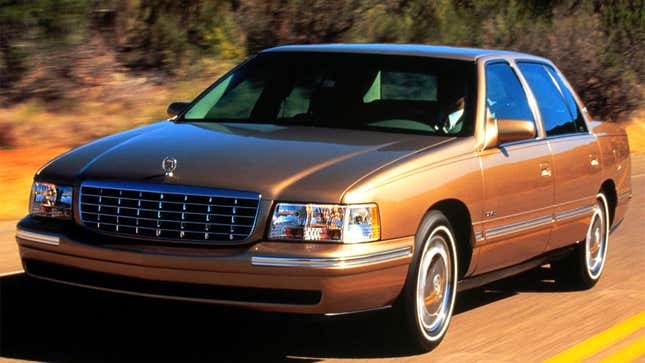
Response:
[16,217,413,314]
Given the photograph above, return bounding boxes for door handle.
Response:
[590,153,599,166]
[539,162,552,177]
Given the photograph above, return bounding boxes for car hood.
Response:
[37,121,453,202]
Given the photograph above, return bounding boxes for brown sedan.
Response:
[16,44,631,352]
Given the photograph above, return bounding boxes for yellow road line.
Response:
[543,311,645,363]
[598,334,645,363]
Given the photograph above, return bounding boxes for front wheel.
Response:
[553,193,610,289]
[394,210,458,352]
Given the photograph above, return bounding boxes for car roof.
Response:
[261,43,546,62]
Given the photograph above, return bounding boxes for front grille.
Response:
[79,181,260,243]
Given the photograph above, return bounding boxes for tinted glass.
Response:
[183,53,476,136]
[485,63,535,123]
[362,71,437,102]
[544,66,587,133]
[381,71,437,101]
[518,62,578,136]
[208,77,265,119]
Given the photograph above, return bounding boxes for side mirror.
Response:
[496,119,536,145]
[167,102,190,119]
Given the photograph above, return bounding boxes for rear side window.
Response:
[485,63,535,122]
[544,66,587,133]
[517,63,584,136]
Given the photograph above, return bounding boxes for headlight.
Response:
[29,182,73,219]
[268,203,380,243]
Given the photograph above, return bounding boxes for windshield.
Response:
[181,53,476,136]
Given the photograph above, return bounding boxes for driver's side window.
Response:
[485,62,535,126]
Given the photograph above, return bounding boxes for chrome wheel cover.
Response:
[415,225,457,341]
[585,194,609,279]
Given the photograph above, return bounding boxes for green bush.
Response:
[0,0,91,101]
[0,0,642,120]
[348,0,643,120]
[238,0,363,53]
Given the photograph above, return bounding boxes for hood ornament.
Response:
[162,157,177,177]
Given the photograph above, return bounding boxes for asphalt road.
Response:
[0,155,643,363]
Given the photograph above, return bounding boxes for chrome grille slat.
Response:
[79,203,255,218]
[80,212,254,227]
[81,194,257,209]
[79,181,261,243]
[80,222,250,237]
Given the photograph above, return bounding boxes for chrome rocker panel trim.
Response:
[555,204,594,221]
[479,204,595,241]
[251,246,413,268]
[474,230,484,242]
[485,214,553,239]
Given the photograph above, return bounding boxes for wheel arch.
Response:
[600,179,617,225]
[428,199,474,279]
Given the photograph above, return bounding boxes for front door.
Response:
[476,61,554,274]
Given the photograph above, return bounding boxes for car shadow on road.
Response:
[484,265,584,294]
[0,267,570,362]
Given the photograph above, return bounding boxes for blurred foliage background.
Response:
[0,0,643,150]
[0,0,643,219]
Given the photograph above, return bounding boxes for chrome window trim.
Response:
[251,246,412,268]
[476,56,593,151]
[514,59,592,136]
[498,137,549,149]
[78,180,262,244]
[543,132,592,140]
[499,131,592,149]
[482,59,544,139]
[514,58,593,129]
[16,229,60,246]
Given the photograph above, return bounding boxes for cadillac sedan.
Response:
[16,44,631,352]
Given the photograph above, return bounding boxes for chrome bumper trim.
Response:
[324,304,392,316]
[251,246,413,268]
[16,229,60,246]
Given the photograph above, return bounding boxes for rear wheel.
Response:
[394,211,458,352]
[553,193,610,289]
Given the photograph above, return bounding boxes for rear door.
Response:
[516,62,601,250]
[476,61,554,274]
